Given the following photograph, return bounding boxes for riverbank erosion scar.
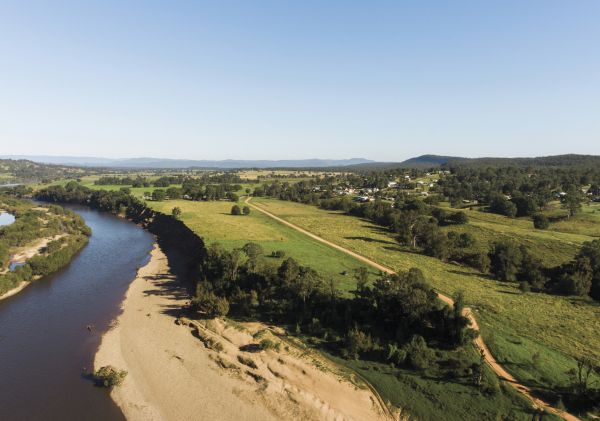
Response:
[126,201,207,275]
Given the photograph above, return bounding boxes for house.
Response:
[387,181,398,188]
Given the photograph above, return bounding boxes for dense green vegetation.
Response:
[0,196,91,295]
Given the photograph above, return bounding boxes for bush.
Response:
[519,281,531,293]
[231,205,241,215]
[259,338,278,351]
[448,211,469,224]
[404,335,435,371]
[242,206,251,215]
[94,365,127,388]
[271,250,286,258]
[237,355,258,369]
[192,283,230,317]
[344,326,373,359]
[532,213,550,229]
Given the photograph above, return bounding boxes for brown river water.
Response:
[0,204,154,421]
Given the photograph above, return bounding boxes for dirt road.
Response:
[245,197,580,421]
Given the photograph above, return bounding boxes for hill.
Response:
[1,155,373,169]
[344,154,600,170]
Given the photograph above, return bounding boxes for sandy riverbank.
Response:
[95,244,395,421]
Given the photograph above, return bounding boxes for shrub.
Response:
[519,281,531,293]
[533,213,550,229]
[344,326,373,360]
[231,205,241,215]
[237,355,258,369]
[404,335,435,371]
[192,283,230,317]
[242,206,251,215]
[259,338,278,351]
[271,250,286,258]
[94,365,127,388]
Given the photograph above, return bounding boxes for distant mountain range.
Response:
[3,154,599,170]
[0,155,374,169]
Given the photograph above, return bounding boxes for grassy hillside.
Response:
[251,197,600,395]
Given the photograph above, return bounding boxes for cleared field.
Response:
[251,197,600,393]
[146,199,377,291]
[549,203,600,237]
[443,207,595,267]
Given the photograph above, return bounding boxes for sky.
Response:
[1,1,599,161]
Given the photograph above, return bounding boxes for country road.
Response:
[245,197,580,421]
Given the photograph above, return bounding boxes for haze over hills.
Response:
[0,155,373,169]
[3,154,600,171]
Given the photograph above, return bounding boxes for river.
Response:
[0,211,15,226]
[0,204,154,420]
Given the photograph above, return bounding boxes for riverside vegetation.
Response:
[0,195,91,296]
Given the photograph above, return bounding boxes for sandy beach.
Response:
[95,244,395,421]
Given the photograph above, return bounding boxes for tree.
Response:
[488,240,523,281]
[404,335,435,370]
[152,189,166,201]
[171,206,182,219]
[344,326,373,359]
[166,187,182,199]
[242,242,263,260]
[577,240,600,301]
[278,257,300,283]
[558,257,592,296]
[532,213,550,229]
[488,194,517,218]
[192,283,230,317]
[518,247,546,290]
[231,205,241,215]
[448,211,469,224]
[566,357,598,394]
[511,195,538,217]
[353,267,369,296]
[562,189,584,218]
[242,206,251,215]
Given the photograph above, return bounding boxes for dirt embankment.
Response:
[95,245,398,421]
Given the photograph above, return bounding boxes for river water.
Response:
[0,204,154,420]
[0,212,15,226]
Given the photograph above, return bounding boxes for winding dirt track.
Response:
[246,197,580,421]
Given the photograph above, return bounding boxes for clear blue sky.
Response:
[1,1,599,161]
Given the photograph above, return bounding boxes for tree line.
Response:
[192,241,479,376]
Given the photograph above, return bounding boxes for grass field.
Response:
[250,197,600,396]
[147,199,378,291]
[441,206,597,267]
